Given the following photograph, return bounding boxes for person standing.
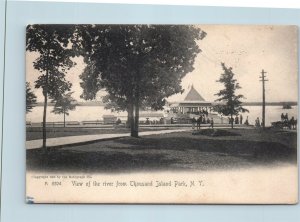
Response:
[207,117,210,124]
[197,116,202,130]
[290,117,295,130]
[240,114,243,125]
[281,113,285,122]
[192,117,196,129]
[205,108,208,116]
[210,118,214,129]
[255,117,260,127]
[244,116,249,125]
[285,113,289,121]
[235,116,239,124]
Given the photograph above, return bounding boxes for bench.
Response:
[82,120,103,125]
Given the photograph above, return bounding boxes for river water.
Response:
[26,105,298,126]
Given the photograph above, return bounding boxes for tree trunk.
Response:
[63,111,66,128]
[129,102,135,137]
[42,93,48,151]
[42,47,50,153]
[132,81,140,138]
[126,105,133,128]
[133,98,139,138]
[130,67,141,137]
[231,113,233,129]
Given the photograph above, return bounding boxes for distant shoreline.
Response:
[241,101,298,106]
[33,101,298,107]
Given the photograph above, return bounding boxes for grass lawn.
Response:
[27,128,297,173]
[26,126,176,141]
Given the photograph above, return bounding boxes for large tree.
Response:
[51,92,77,127]
[26,25,75,150]
[26,82,37,113]
[215,63,248,128]
[78,25,206,137]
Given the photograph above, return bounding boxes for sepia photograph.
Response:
[25,24,298,204]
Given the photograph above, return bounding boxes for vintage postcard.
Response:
[26,24,298,204]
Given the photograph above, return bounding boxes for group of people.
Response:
[281,113,289,122]
[145,117,165,125]
[191,115,214,130]
[197,108,209,116]
[255,113,297,129]
[227,114,246,125]
[280,113,297,130]
[191,114,251,130]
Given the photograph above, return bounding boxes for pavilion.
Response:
[169,85,212,114]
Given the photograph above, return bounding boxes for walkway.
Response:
[26,128,191,150]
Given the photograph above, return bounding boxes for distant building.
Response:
[103,115,118,124]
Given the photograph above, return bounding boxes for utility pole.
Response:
[259,69,268,129]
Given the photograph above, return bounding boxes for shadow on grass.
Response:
[27,134,297,173]
[26,127,172,141]
[192,129,241,137]
[27,150,182,173]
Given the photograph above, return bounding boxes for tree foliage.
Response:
[52,92,77,115]
[26,25,76,149]
[26,82,37,113]
[215,63,248,128]
[27,25,75,99]
[51,92,77,127]
[77,25,206,136]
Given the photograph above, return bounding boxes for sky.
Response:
[26,25,298,103]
